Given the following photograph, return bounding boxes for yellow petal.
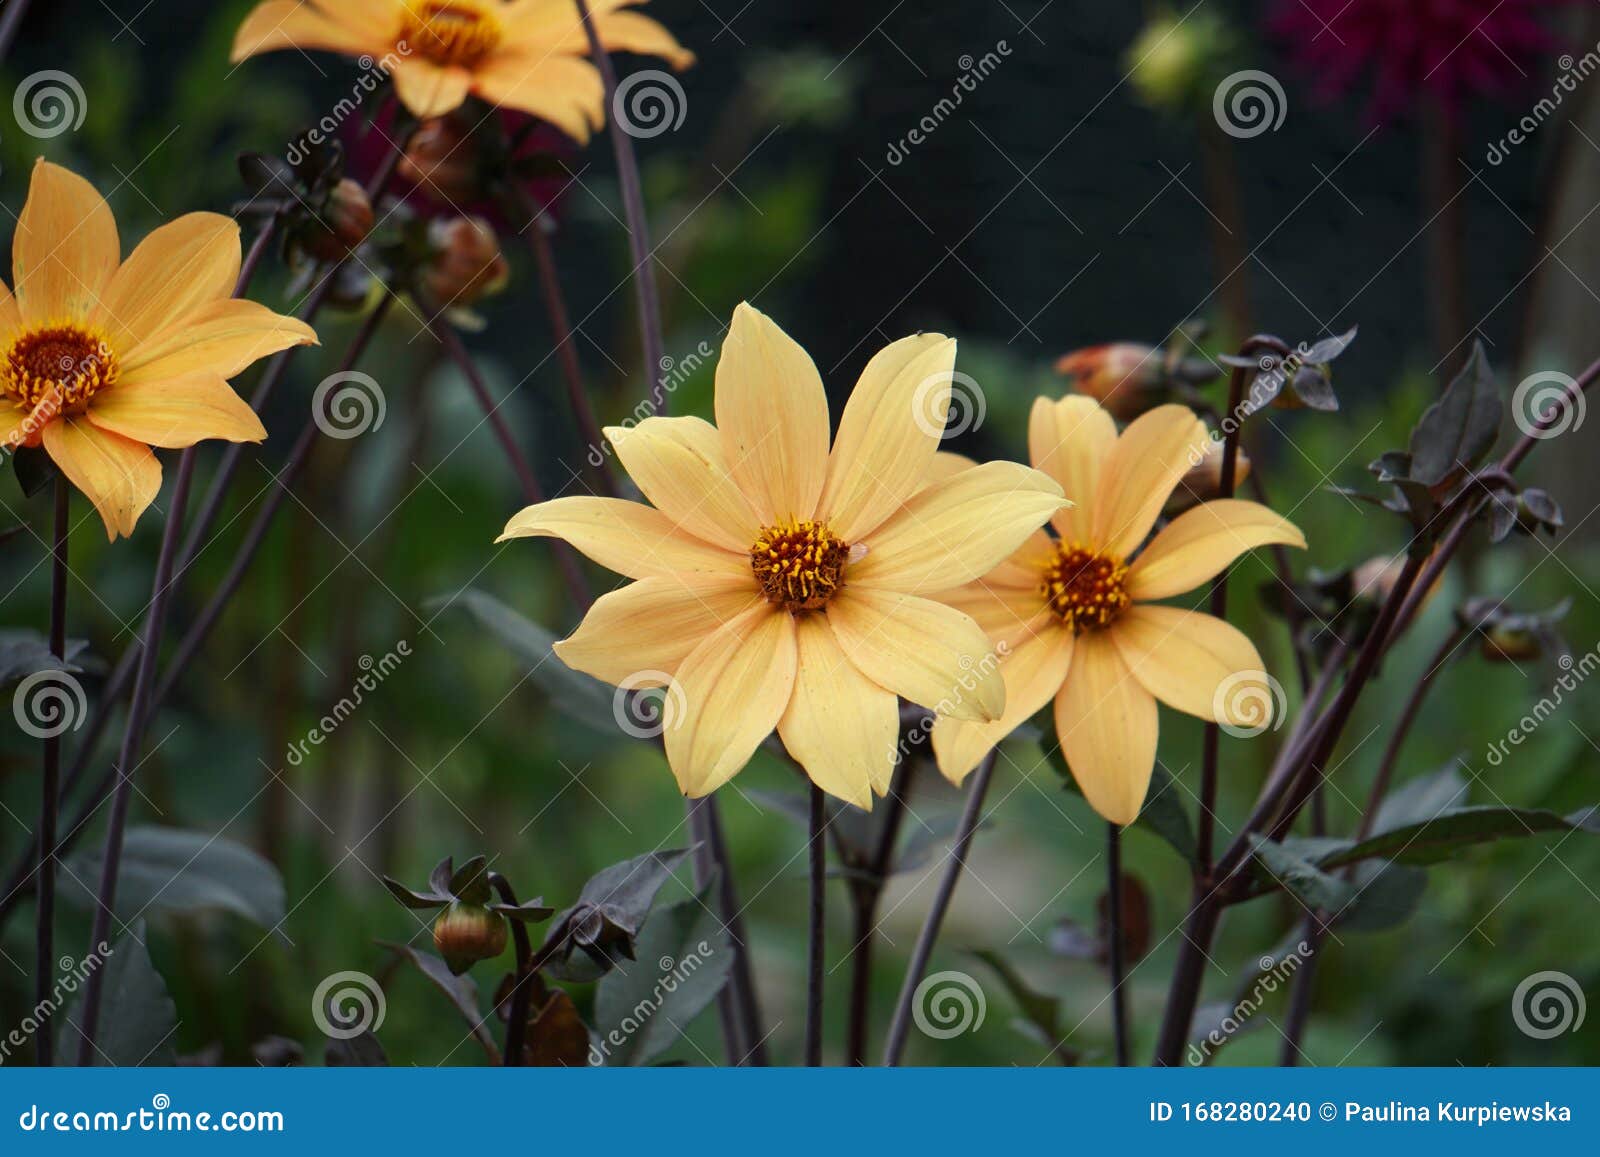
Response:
[498,496,747,581]
[95,213,241,353]
[850,461,1066,593]
[606,417,759,552]
[471,51,603,143]
[923,450,977,487]
[827,587,1004,722]
[1029,394,1115,541]
[230,0,388,60]
[935,583,1050,653]
[1053,630,1158,826]
[1126,498,1306,602]
[0,276,22,343]
[84,373,266,449]
[507,2,695,68]
[13,160,120,323]
[391,58,473,118]
[1090,404,1210,558]
[1111,605,1266,724]
[932,625,1074,784]
[777,615,900,809]
[42,417,161,540]
[985,528,1056,589]
[818,333,956,540]
[591,9,696,68]
[121,298,319,382]
[552,575,763,685]
[715,302,829,523]
[664,605,797,796]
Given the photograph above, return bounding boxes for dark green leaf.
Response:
[970,949,1076,1065]
[1337,862,1427,932]
[0,630,88,685]
[325,1032,388,1066]
[1046,747,1195,862]
[13,446,57,498]
[60,922,177,1066]
[63,826,285,929]
[381,942,500,1063]
[1317,805,1600,869]
[1407,341,1503,488]
[1248,836,1353,912]
[382,876,449,910]
[541,848,694,981]
[1373,764,1468,833]
[449,855,492,905]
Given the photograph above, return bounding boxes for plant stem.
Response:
[575,0,667,413]
[34,479,68,1066]
[805,784,825,1066]
[685,796,744,1064]
[488,873,533,1067]
[845,761,912,1066]
[1106,822,1130,1066]
[0,0,35,62]
[74,450,199,1064]
[882,751,996,1066]
[701,795,768,1064]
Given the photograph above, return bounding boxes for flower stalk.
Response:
[806,784,826,1066]
[34,479,68,1066]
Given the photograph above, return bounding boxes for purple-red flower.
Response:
[1272,0,1578,120]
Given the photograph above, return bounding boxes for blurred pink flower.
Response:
[1272,0,1579,120]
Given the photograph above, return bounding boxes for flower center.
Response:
[2,323,119,414]
[751,519,850,613]
[1039,542,1131,633]
[404,1,501,69]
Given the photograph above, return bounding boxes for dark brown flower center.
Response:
[751,519,849,613]
[2,324,119,413]
[1040,542,1130,632]
[404,2,501,69]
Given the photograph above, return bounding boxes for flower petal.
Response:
[0,276,22,343]
[471,51,603,143]
[932,625,1074,784]
[664,605,797,797]
[84,373,266,449]
[826,587,1004,722]
[937,583,1051,652]
[391,58,473,119]
[777,615,900,808]
[12,160,120,324]
[606,417,760,552]
[552,575,763,685]
[230,0,388,60]
[1053,630,1158,826]
[506,2,696,69]
[120,298,319,382]
[715,302,829,523]
[94,213,245,355]
[850,461,1066,593]
[1090,404,1210,558]
[1126,498,1306,602]
[1029,394,1115,541]
[1111,605,1266,724]
[498,496,747,581]
[818,333,956,540]
[42,417,161,540]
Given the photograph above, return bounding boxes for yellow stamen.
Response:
[403,1,502,69]
[750,518,850,613]
[1039,541,1131,633]
[2,323,119,415]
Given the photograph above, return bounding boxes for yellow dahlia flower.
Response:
[231,0,694,141]
[931,397,1305,825]
[1,161,317,539]
[498,303,1069,807]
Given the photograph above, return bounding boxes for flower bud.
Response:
[1480,624,1544,664]
[1165,439,1252,516]
[1054,344,1166,422]
[432,902,508,975]
[1351,554,1406,605]
[422,217,510,308]
[1126,8,1228,111]
[301,178,375,263]
[399,115,481,205]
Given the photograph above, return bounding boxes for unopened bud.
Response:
[1054,343,1166,422]
[399,115,481,204]
[1481,624,1543,664]
[423,217,510,308]
[1127,9,1225,110]
[301,179,375,262]
[1165,440,1252,516]
[432,902,508,975]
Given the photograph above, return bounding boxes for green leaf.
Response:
[541,848,695,981]
[63,826,285,929]
[432,588,616,734]
[380,942,500,1063]
[12,445,57,498]
[0,630,89,685]
[1372,763,1468,833]
[1046,746,1196,863]
[1248,836,1352,912]
[592,885,732,1066]
[1337,862,1427,932]
[1317,805,1600,869]
[59,922,177,1066]
[325,1031,388,1066]
[970,949,1076,1065]
[1407,341,1503,488]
